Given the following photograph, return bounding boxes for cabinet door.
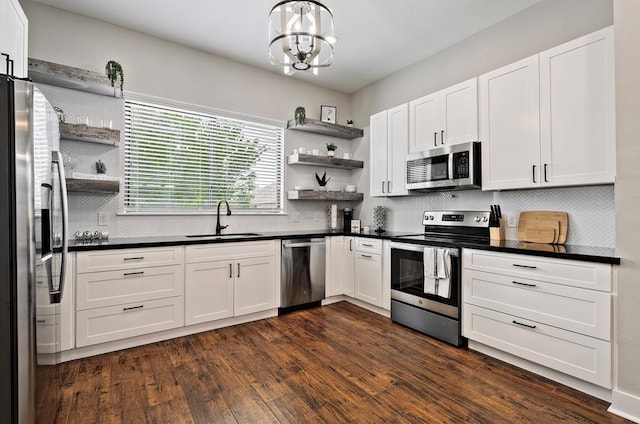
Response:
[386,103,409,196]
[0,0,28,77]
[326,236,344,297]
[370,110,389,197]
[185,260,234,325]
[409,93,441,153]
[539,26,615,187]
[234,256,277,316]
[442,78,478,146]
[354,252,382,307]
[480,55,541,190]
[343,237,355,297]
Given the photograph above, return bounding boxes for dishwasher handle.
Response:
[282,239,325,249]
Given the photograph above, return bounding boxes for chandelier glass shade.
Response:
[268,1,336,75]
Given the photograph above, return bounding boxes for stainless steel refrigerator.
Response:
[1,74,68,423]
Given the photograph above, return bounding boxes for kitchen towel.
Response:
[423,248,451,298]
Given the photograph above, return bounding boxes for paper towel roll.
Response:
[330,204,338,229]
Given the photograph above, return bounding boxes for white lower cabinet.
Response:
[353,238,383,308]
[75,246,185,348]
[185,240,278,325]
[462,248,612,388]
[325,236,384,309]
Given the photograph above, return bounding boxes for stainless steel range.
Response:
[389,210,490,346]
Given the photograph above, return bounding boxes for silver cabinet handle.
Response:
[513,264,537,269]
[360,254,373,259]
[387,181,391,193]
[433,132,438,147]
[441,130,445,145]
[36,319,46,324]
[237,263,240,278]
[512,320,537,329]
[512,281,536,287]
[123,271,144,276]
[349,239,353,251]
[123,305,144,311]
[124,256,145,261]
[544,163,549,182]
[229,263,232,278]
[362,243,374,247]
[381,181,385,194]
[532,165,537,183]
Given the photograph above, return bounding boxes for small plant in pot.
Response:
[346,119,354,127]
[326,142,338,157]
[315,171,331,191]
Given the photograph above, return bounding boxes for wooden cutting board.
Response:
[518,211,568,244]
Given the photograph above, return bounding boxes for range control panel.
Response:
[421,210,491,227]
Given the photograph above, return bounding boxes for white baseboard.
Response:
[609,389,640,423]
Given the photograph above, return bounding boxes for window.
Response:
[123,96,284,214]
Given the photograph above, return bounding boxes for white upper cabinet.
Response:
[370,103,409,197]
[0,0,28,77]
[480,26,615,191]
[480,55,541,190]
[539,26,615,187]
[409,78,478,152]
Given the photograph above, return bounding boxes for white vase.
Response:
[327,150,335,157]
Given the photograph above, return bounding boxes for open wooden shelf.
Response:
[287,190,363,201]
[66,178,120,194]
[286,118,363,139]
[28,58,121,97]
[60,123,120,146]
[287,153,363,170]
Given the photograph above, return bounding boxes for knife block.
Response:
[490,218,505,241]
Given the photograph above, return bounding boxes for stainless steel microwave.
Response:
[406,141,481,191]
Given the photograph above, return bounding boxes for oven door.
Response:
[390,242,460,319]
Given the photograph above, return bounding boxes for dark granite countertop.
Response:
[69,229,619,265]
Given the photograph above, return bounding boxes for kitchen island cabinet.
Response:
[480,26,615,190]
[462,248,612,396]
[184,240,279,325]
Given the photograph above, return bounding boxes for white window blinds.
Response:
[123,98,284,214]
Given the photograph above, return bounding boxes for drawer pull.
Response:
[123,271,144,276]
[512,320,537,329]
[36,319,46,323]
[362,243,374,247]
[513,263,537,269]
[512,281,537,288]
[123,305,144,311]
[124,256,145,261]
[360,254,373,259]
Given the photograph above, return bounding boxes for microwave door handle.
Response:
[448,152,454,180]
[49,151,68,304]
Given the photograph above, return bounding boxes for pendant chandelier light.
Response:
[268,1,336,75]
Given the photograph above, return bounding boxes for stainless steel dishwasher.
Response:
[280,238,326,311]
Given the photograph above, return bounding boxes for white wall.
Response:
[611,0,640,419]
[21,0,354,237]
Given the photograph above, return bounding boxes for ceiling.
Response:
[31,0,543,94]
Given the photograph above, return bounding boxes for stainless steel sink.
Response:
[185,232,261,239]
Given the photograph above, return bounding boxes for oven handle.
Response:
[390,242,459,257]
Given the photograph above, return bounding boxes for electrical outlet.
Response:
[292,213,301,223]
[506,213,517,228]
[98,212,109,226]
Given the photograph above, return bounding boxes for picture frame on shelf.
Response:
[320,105,337,124]
[350,219,361,233]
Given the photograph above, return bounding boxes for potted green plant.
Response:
[326,142,338,157]
[315,171,331,191]
[105,60,124,92]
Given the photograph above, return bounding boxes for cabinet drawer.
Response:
[76,297,184,347]
[186,240,275,263]
[464,270,610,340]
[76,264,184,311]
[77,246,184,273]
[36,315,59,354]
[462,304,611,388]
[463,249,611,291]
[355,238,382,254]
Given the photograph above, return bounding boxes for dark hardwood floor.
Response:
[44,302,629,423]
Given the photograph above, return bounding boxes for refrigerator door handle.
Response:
[49,151,68,304]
